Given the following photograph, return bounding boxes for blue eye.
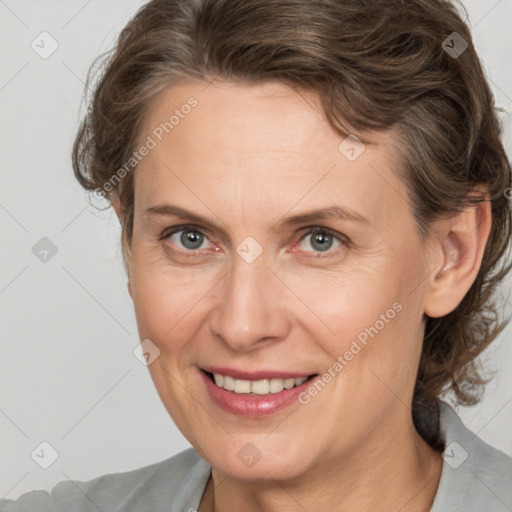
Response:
[162,225,347,257]
[298,228,344,253]
[166,227,212,250]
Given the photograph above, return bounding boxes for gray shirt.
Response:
[1,401,511,511]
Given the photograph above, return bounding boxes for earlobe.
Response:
[424,199,492,318]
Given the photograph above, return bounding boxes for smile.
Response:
[200,368,319,417]
[209,372,311,395]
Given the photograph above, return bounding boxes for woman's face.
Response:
[127,79,437,480]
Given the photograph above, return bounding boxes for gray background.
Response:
[1,0,511,500]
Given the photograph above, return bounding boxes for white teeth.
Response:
[269,378,285,393]
[223,375,235,391]
[234,379,251,393]
[211,373,310,394]
[283,378,295,389]
[251,379,270,395]
[294,377,307,386]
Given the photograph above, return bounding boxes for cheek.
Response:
[128,254,218,345]
[284,265,400,336]
[282,259,421,384]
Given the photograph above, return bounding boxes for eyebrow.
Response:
[145,204,370,233]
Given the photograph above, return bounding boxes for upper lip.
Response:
[201,366,315,381]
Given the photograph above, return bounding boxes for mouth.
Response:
[199,367,321,417]
[201,369,318,395]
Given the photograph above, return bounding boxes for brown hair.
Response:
[72,0,512,433]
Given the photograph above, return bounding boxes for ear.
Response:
[423,197,492,318]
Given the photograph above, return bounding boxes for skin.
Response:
[112,79,491,512]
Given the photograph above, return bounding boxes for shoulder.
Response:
[0,447,211,512]
[431,401,512,511]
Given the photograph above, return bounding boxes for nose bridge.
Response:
[209,253,290,350]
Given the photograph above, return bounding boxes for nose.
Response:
[208,253,291,352]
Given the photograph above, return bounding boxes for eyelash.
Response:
[160,224,349,258]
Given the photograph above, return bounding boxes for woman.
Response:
[2,0,512,510]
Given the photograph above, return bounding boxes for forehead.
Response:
[134,79,410,230]
[139,80,343,159]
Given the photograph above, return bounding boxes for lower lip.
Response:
[199,370,319,418]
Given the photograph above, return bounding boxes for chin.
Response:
[200,439,314,482]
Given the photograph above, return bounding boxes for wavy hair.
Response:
[72,0,512,440]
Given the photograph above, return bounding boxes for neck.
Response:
[198,405,443,512]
